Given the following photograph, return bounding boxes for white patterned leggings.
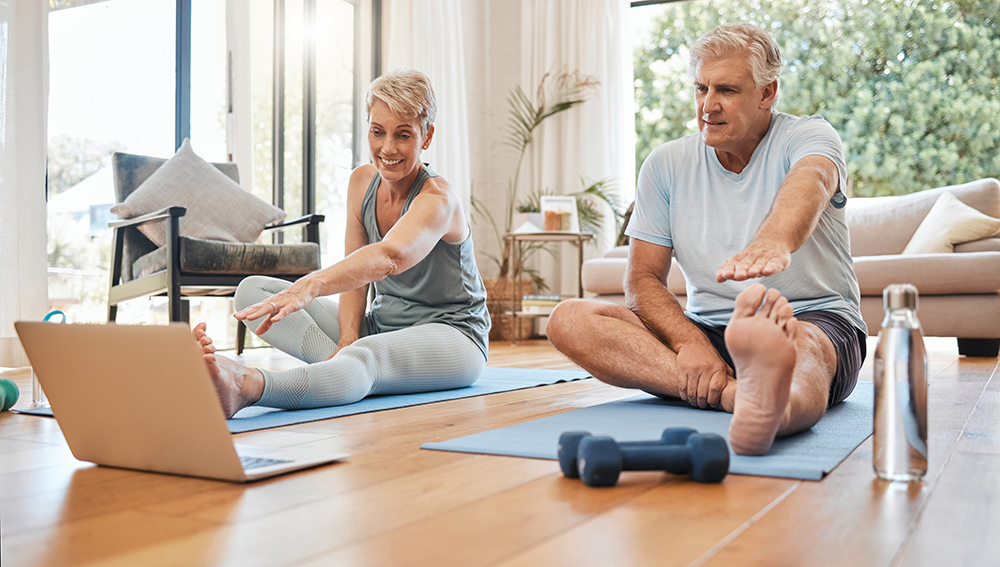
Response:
[234,275,486,409]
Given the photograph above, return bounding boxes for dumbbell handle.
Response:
[620,445,692,474]
[618,439,670,450]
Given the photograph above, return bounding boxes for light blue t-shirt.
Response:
[626,112,865,332]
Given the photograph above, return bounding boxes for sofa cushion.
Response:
[902,192,1000,254]
[110,139,286,246]
[582,257,687,296]
[860,293,1000,338]
[852,252,1000,295]
[955,237,1000,253]
[847,178,1000,256]
[604,245,629,258]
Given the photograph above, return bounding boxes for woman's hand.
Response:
[234,278,322,336]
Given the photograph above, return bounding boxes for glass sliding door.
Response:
[191,0,229,163]
[47,0,175,324]
[314,0,357,269]
[47,0,368,347]
[249,0,360,261]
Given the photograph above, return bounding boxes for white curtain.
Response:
[521,0,634,294]
[225,0,253,193]
[0,1,49,368]
[383,0,471,208]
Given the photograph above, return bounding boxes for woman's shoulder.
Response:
[350,164,378,187]
[347,165,378,211]
[421,171,452,195]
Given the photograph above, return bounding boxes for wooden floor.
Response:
[1,336,998,567]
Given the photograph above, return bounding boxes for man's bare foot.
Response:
[725,284,798,455]
[192,322,265,419]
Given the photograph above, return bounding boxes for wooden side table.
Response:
[502,231,594,345]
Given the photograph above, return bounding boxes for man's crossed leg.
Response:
[546,284,861,455]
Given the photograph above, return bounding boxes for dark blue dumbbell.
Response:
[577,432,730,487]
[558,428,697,479]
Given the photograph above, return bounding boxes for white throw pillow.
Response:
[902,191,1000,254]
[110,139,286,246]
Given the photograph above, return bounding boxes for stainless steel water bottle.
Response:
[873,284,928,481]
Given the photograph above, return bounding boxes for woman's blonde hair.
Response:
[688,23,784,110]
[365,69,437,134]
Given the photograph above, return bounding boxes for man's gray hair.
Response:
[688,23,784,110]
[365,69,437,134]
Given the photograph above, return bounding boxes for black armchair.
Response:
[106,151,324,354]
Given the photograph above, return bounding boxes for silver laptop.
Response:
[15,321,349,482]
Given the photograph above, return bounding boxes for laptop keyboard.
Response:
[240,455,293,470]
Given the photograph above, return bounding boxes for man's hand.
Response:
[715,238,791,283]
[675,342,734,409]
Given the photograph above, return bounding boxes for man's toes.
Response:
[733,283,768,318]
[774,299,793,322]
[758,288,782,317]
[767,295,790,322]
[782,311,799,339]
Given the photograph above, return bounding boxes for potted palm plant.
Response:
[473,71,622,340]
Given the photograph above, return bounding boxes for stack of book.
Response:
[520,294,563,315]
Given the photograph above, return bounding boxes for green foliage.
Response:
[576,177,623,240]
[634,0,1000,196]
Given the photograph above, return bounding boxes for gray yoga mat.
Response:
[422,380,874,481]
[16,367,591,434]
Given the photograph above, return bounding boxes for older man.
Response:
[547,23,866,456]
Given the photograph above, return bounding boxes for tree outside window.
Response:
[633,0,1000,196]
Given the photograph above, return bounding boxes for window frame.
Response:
[174,0,379,222]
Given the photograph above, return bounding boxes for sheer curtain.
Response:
[225,0,253,193]
[0,1,49,368]
[521,0,634,293]
[383,0,471,208]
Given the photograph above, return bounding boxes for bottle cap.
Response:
[883,283,919,310]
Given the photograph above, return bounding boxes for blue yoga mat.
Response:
[422,380,874,481]
[16,367,591,434]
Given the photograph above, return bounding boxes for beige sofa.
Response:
[581,178,1000,356]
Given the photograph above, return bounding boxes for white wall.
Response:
[463,0,524,282]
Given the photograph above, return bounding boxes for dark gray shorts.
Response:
[689,310,866,407]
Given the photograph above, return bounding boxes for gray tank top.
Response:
[361,167,490,359]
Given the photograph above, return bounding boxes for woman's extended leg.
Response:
[254,323,485,409]
[234,275,350,363]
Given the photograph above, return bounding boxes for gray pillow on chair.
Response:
[110,139,286,246]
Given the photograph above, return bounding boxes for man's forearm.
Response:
[625,272,713,352]
[754,156,838,253]
[715,156,840,282]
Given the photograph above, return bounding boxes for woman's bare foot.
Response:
[192,322,265,418]
[725,284,799,455]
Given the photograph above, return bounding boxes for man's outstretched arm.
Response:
[715,155,840,283]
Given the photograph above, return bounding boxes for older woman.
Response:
[194,69,490,418]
